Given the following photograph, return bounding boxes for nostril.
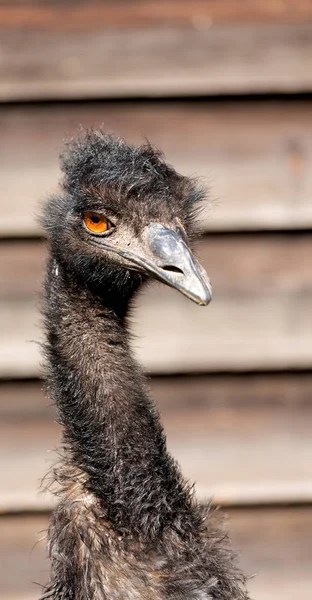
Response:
[162,265,184,275]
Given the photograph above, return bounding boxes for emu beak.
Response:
[145,222,212,305]
[116,222,212,305]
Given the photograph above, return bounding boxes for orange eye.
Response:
[83,212,111,234]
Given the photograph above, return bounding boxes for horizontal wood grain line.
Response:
[3,1,312,31]
[1,508,311,600]
[1,100,312,236]
[0,23,312,102]
[3,481,312,515]
[0,380,312,511]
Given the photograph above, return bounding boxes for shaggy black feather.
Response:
[39,130,249,600]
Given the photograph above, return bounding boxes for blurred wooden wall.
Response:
[1,2,312,599]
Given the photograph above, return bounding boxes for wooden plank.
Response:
[1,507,311,600]
[4,1,312,30]
[1,234,312,376]
[3,234,312,297]
[231,507,312,600]
[1,14,312,101]
[1,101,312,236]
[1,375,312,512]
[3,373,312,418]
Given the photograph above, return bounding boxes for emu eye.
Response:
[83,212,112,235]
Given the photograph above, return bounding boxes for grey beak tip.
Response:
[196,284,213,306]
[201,295,212,307]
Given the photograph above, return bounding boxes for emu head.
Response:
[43,130,212,305]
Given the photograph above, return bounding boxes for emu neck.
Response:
[45,257,192,539]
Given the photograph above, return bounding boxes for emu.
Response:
[40,130,248,600]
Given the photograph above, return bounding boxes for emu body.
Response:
[40,131,248,600]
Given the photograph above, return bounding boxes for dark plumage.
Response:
[39,130,249,600]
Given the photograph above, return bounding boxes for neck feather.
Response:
[44,255,197,539]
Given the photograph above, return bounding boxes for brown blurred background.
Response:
[1,2,312,599]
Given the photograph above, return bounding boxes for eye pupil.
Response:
[91,216,100,223]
